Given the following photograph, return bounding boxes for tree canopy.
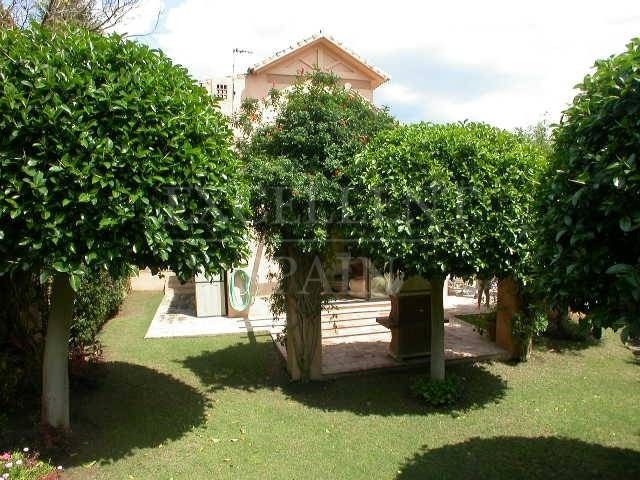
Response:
[347,122,547,280]
[0,0,143,31]
[0,26,248,285]
[239,70,396,259]
[537,38,640,339]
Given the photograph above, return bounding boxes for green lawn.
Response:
[61,291,640,479]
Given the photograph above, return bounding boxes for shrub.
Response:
[348,122,548,285]
[511,307,549,361]
[557,314,593,342]
[237,71,395,381]
[511,309,548,342]
[411,376,463,407]
[0,271,127,407]
[71,271,129,350]
[0,273,48,406]
[348,122,547,379]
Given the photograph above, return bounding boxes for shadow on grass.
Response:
[181,340,507,416]
[63,361,207,467]
[535,335,600,354]
[397,436,640,480]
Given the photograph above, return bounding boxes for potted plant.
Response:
[511,308,548,361]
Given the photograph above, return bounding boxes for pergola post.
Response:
[429,276,446,380]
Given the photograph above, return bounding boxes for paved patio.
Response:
[145,282,506,376]
[271,298,508,377]
[144,290,281,338]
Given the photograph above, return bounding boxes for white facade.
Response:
[199,75,246,117]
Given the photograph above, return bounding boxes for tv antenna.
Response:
[232,48,253,115]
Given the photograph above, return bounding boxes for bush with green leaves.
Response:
[0,27,248,284]
[0,272,48,407]
[411,375,463,407]
[511,309,548,342]
[537,38,640,341]
[71,271,129,350]
[0,271,128,408]
[0,26,248,429]
[511,309,548,362]
[239,71,395,258]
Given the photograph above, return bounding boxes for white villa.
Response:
[200,33,390,117]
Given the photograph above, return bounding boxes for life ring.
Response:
[228,269,253,311]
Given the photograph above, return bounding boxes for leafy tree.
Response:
[238,71,395,381]
[1,0,143,31]
[0,26,248,429]
[537,38,640,340]
[0,0,151,417]
[347,122,546,378]
[514,120,553,158]
[0,2,15,27]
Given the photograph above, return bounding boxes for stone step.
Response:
[322,315,387,327]
[235,318,284,328]
[322,310,390,322]
[323,330,390,342]
[328,300,390,310]
[323,323,389,337]
[322,316,386,330]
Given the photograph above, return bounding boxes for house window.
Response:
[216,84,228,99]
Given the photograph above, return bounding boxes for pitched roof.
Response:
[248,33,390,88]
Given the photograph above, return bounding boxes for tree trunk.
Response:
[284,252,323,381]
[429,276,445,380]
[42,272,75,430]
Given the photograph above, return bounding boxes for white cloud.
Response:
[108,0,166,37]
[116,0,640,128]
[378,77,572,128]
[376,84,424,105]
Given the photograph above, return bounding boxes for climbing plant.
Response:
[237,70,395,380]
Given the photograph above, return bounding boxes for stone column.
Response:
[496,277,520,359]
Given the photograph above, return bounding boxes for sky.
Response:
[113,0,640,130]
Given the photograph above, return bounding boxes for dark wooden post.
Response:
[496,277,520,359]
